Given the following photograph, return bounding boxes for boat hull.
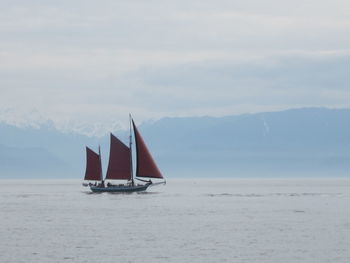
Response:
[90,184,150,192]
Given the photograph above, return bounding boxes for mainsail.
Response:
[106,133,131,180]
[132,120,163,179]
[84,147,102,181]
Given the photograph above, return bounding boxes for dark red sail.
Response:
[84,147,102,181]
[132,120,163,179]
[106,133,131,180]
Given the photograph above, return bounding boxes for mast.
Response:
[129,114,134,186]
[99,145,104,186]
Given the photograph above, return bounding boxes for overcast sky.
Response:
[1,0,350,134]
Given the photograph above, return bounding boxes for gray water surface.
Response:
[1,178,350,262]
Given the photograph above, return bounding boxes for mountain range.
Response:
[0,107,349,178]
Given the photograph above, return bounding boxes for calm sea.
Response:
[0,178,349,263]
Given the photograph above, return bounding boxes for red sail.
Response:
[84,147,102,181]
[106,133,131,180]
[132,120,163,179]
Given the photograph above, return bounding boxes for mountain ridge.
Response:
[0,107,349,178]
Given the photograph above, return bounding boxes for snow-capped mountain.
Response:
[1,107,350,178]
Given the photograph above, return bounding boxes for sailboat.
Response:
[83,116,165,192]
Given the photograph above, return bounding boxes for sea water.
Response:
[0,178,350,263]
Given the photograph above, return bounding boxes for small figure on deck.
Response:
[148,179,152,184]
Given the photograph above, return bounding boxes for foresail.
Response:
[84,147,103,181]
[132,120,163,179]
[106,133,131,180]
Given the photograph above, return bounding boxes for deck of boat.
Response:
[90,183,150,192]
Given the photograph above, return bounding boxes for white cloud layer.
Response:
[1,0,350,134]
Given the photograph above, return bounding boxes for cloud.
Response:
[0,0,350,134]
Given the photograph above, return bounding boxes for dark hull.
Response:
[90,184,150,192]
